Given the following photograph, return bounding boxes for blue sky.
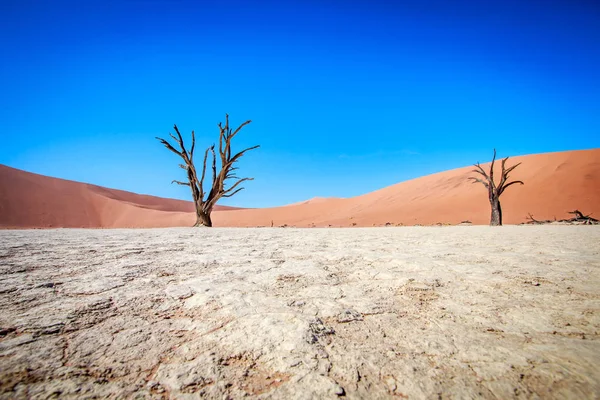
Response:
[1,0,599,207]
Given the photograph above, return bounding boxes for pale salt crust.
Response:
[0,226,598,398]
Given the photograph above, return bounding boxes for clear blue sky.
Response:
[1,0,599,207]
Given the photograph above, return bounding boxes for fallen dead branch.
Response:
[525,210,598,225]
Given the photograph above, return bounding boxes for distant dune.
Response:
[1,149,599,228]
[0,166,240,228]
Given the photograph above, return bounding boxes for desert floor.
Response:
[0,226,599,399]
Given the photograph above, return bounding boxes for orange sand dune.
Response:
[212,149,600,227]
[1,149,599,228]
[0,166,239,228]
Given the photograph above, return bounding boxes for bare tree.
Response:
[469,149,524,226]
[156,114,259,227]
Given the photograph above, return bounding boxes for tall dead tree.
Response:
[469,149,524,226]
[156,114,259,227]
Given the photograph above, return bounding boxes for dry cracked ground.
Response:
[0,226,599,399]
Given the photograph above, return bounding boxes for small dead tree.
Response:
[469,149,524,226]
[156,114,259,227]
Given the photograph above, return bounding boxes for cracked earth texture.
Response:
[0,226,599,399]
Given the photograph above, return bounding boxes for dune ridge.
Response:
[1,149,598,228]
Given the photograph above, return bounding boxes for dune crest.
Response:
[1,149,598,228]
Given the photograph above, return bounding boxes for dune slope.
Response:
[0,166,237,228]
[214,149,600,226]
[1,149,598,228]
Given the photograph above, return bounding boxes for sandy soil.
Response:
[1,226,599,399]
[2,149,599,228]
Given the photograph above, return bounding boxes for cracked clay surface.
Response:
[0,226,599,398]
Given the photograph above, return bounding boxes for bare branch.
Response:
[169,133,180,145]
[218,123,225,157]
[222,187,245,198]
[229,145,261,165]
[173,125,184,147]
[171,180,190,186]
[211,145,217,188]
[156,137,182,156]
[568,210,598,223]
[190,130,196,160]
[498,157,521,189]
[223,177,253,195]
[188,167,201,204]
[468,176,489,188]
[199,146,212,201]
[525,213,544,224]
[218,114,230,159]
[173,125,191,161]
[230,120,252,140]
[472,169,489,179]
[503,162,521,176]
[569,210,588,219]
[526,210,598,225]
[498,180,524,195]
[472,163,490,179]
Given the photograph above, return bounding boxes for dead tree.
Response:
[469,149,524,226]
[156,114,259,227]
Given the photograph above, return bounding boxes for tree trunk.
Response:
[194,210,212,227]
[490,198,502,226]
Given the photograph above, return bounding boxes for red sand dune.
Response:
[1,149,599,228]
[0,166,240,228]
